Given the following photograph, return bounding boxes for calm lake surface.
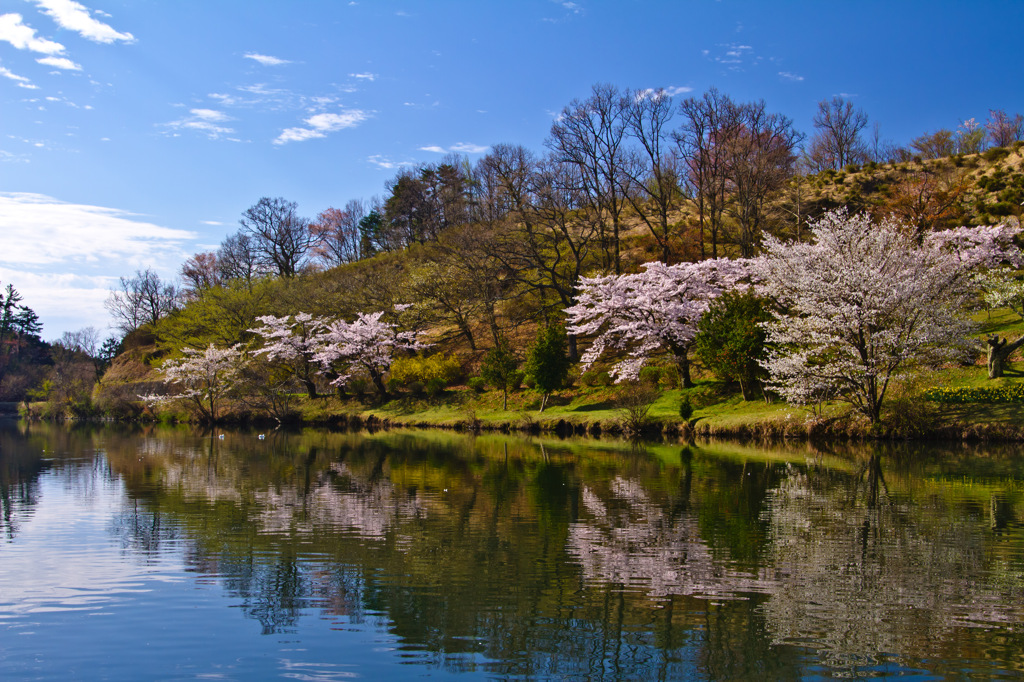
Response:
[1,421,1023,680]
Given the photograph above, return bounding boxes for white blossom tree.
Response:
[755,210,1021,423]
[313,311,424,397]
[141,344,245,423]
[565,259,749,387]
[250,313,329,398]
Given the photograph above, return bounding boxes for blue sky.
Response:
[2,0,1024,338]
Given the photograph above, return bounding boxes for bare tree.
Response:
[623,88,685,263]
[311,199,366,267]
[675,88,745,258]
[548,82,630,274]
[217,231,264,287]
[238,197,314,278]
[105,268,178,333]
[724,102,802,256]
[180,251,221,296]
[808,96,868,171]
[986,109,1024,148]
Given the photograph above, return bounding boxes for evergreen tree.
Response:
[480,336,519,410]
[525,323,570,412]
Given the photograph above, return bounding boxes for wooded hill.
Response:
[27,87,1024,424]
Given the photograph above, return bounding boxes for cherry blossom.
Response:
[565,259,749,385]
[141,343,245,423]
[755,209,1021,423]
[313,311,425,395]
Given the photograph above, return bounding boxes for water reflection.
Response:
[1,421,1023,678]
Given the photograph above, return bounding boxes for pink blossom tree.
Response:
[141,343,245,423]
[313,311,424,397]
[565,259,749,387]
[755,209,1021,424]
[250,312,329,398]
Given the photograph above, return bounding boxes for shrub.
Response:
[390,353,462,388]
[407,380,426,396]
[679,395,694,420]
[984,146,1011,163]
[638,366,662,387]
[467,376,486,393]
[425,377,446,397]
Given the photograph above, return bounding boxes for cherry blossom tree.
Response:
[141,344,245,423]
[565,259,749,387]
[250,313,329,399]
[755,209,1021,424]
[313,311,424,397]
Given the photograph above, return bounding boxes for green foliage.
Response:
[480,336,520,409]
[638,366,662,387]
[923,384,1024,404]
[984,146,1011,163]
[425,377,446,397]
[389,353,462,388]
[694,290,772,400]
[467,376,486,393]
[679,395,694,420]
[580,369,613,387]
[524,324,570,410]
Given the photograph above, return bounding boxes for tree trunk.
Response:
[674,350,693,389]
[302,378,318,400]
[987,334,1024,378]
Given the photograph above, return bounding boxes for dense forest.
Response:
[8,84,1024,430]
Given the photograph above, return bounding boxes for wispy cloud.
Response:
[32,0,134,44]
[706,42,759,71]
[163,108,236,139]
[350,72,376,81]
[0,65,38,88]
[419,142,489,154]
[0,192,194,268]
[37,55,82,70]
[274,109,368,145]
[0,13,66,54]
[244,52,291,66]
[779,71,804,82]
[368,154,414,170]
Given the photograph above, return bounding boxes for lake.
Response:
[1,420,1022,680]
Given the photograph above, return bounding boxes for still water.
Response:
[1,420,1023,680]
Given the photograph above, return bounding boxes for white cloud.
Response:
[244,52,290,66]
[0,192,196,336]
[450,142,488,153]
[32,0,134,44]
[664,85,693,96]
[0,13,66,54]
[779,71,804,82]
[0,192,195,267]
[37,55,82,70]
[420,142,488,154]
[274,109,368,145]
[163,108,236,139]
[367,155,414,170]
[0,65,38,88]
[350,72,376,81]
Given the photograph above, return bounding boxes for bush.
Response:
[679,395,694,420]
[390,353,462,388]
[425,377,446,397]
[407,380,426,396]
[467,376,486,393]
[510,370,525,390]
[581,369,613,387]
[984,146,1011,163]
[638,366,662,387]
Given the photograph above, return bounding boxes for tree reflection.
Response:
[18,423,1020,678]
